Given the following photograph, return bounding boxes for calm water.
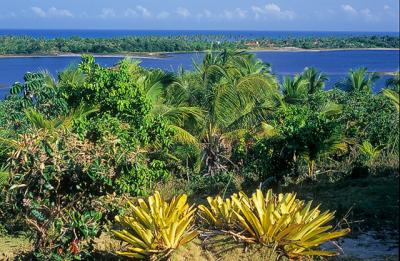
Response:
[1,50,399,98]
[0,29,398,39]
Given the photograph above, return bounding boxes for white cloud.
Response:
[123,6,153,18]
[31,6,73,18]
[251,3,295,20]
[176,7,191,18]
[124,8,138,17]
[383,5,390,11]
[48,7,73,17]
[137,5,151,17]
[196,9,213,19]
[360,8,379,21]
[341,4,358,15]
[31,7,46,17]
[100,8,116,18]
[265,3,281,13]
[340,5,380,22]
[222,8,247,19]
[234,8,247,19]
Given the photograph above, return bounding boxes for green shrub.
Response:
[8,71,68,118]
[247,104,345,181]
[3,128,170,259]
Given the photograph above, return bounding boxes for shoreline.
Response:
[249,47,399,52]
[0,52,168,59]
[0,47,398,59]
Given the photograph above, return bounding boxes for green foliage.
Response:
[0,49,399,259]
[328,89,398,148]
[281,75,309,105]
[62,55,172,151]
[382,88,399,112]
[0,166,8,187]
[9,71,68,118]
[0,56,176,259]
[248,104,345,180]
[335,67,379,93]
[301,67,328,94]
[3,130,126,259]
[358,141,385,166]
[188,50,280,175]
[385,71,400,90]
[0,35,398,55]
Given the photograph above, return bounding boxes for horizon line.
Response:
[0,28,399,33]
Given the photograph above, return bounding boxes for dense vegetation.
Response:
[0,35,398,55]
[0,50,398,260]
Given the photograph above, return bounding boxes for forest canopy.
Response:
[0,35,398,55]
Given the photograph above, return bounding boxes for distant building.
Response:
[244,41,259,47]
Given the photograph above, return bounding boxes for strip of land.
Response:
[0,47,398,59]
[0,35,398,56]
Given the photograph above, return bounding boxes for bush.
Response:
[247,104,345,181]
[2,129,162,259]
[112,191,198,259]
[199,189,350,258]
[8,71,68,118]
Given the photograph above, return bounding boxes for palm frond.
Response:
[254,122,278,139]
[282,75,309,104]
[221,129,247,144]
[301,67,328,94]
[170,125,201,148]
[320,102,343,117]
[382,88,399,112]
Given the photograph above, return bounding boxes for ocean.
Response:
[0,29,398,39]
[0,30,399,98]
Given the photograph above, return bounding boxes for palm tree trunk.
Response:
[308,160,316,180]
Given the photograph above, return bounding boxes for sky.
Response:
[0,0,399,31]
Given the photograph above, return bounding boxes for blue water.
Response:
[0,29,398,39]
[1,50,399,98]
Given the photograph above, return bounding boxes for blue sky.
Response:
[0,0,399,31]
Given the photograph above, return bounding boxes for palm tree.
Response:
[121,52,278,176]
[382,89,399,112]
[188,50,280,175]
[23,105,97,133]
[385,71,400,91]
[336,67,379,93]
[303,129,346,179]
[358,141,385,166]
[281,75,309,105]
[301,67,328,94]
[142,69,205,148]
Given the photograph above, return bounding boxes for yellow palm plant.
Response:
[112,191,198,259]
[200,189,350,258]
[198,193,242,228]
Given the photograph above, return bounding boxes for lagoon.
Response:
[0,49,399,98]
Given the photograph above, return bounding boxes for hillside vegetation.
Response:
[0,50,398,260]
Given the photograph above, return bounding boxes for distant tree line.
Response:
[0,35,398,55]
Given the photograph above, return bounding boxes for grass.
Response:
[285,174,399,232]
[0,234,31,260]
